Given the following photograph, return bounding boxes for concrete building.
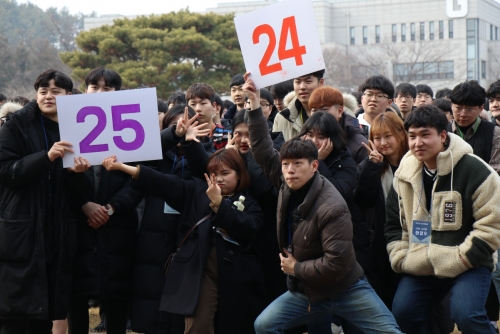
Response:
[84,0,500,91]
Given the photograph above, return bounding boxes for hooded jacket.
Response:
[385,133,500,278]
[272,96,304,141]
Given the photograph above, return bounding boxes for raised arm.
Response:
[244,73,283,189]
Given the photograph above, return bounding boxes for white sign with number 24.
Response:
[57,88,162,168]
[234,0,325,88]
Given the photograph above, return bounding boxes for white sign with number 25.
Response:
[234,0,325,89]
[57,88,162,168]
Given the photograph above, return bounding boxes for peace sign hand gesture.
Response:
[362,140,384,163]
[225,132,239,151]
[204,173,222,204]
[175,107,204,138]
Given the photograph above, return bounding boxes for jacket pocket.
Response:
[431,191,463,231]
[0,218,34,262]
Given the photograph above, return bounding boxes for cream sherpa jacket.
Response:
[385,133,500,278]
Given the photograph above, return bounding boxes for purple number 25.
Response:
[77,104,145,153]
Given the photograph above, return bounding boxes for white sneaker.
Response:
[331,323,344,334]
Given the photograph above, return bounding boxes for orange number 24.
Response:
[252,16,307,76]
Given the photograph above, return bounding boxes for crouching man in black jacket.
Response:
[0,70,91,333]
[243,73,402,334]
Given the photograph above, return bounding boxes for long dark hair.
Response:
[297,112,346,155]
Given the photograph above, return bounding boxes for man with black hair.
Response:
[244,73,402,334]
[167,92,186,110]
[386,105,500,334]
[85,66,122,93]
[0,69,90,333]
[357,75,394,136]
[447,80,500,173]
[435,88,452,99]
[394,83,416,119]
[272,70,325,141]
[222,74,246,121]
[271,79,294,112]
[432,98,453,122]
[416,84,434,106]
[487,80,500,127]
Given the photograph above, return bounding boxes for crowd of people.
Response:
[1,66,500,334]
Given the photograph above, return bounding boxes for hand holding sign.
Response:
[235,0,325,88]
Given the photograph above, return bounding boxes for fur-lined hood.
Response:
[342,94,357,118]
[283,91,296,109]
[0,102,24,118]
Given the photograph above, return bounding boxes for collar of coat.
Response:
[281,171,323,218]
[395,132,473,184]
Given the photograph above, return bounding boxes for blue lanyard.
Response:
[170,155,185,179]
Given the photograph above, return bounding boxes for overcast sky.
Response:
[17,0,258,16]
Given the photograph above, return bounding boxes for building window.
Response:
[420,22,425,40]
[491,24,494,40]
[439,21,444,39]
[401,24,406,42]
[482,61,486,79]
[411,23,416,41]
[497,27,499,40]
[429,22,435,40]
[393,61,454,82]
[449,20,454,38]
[350,27,355,45]
[392,24,397,42]
[363,26,368,44]
[375,25,380,43]
[467,19,479,80]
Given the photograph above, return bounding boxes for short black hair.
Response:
[229,74,245,89]
[416,84,434,98]
[214,94,223,108]
[71,89,82,95]
[394,83,416,98]
[232,110,249,132]
[167,92,186,107]
[435,88,452,99]
[185,83,216,103]
[222,100,234,110]
[260,88,273,105]
[295,70,325,81]
[449,80,486,107]
[84,67,122,90]
[351,91,362,105]
[486,80,500,99]
[162,104,195,130]
[158,99,168,113]
[271,80,294,99]
[297,112,346,155]
[280,138,318,163]
[404,105,448,134]
[0,94,7,102]
[34,69,73,92]
[432,98,452,114]
[358,75,394,98]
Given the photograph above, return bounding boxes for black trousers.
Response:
[68,298,128,334]
[0,320,52,334]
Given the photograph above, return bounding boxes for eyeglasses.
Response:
[363,92,389,100]
[260,103,270,108]
[452,106,478,116]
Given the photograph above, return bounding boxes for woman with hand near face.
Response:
[354,112,409,309]
[102,147,265,334]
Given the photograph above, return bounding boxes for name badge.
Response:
[411,220,431,244]
[164,202,180,214]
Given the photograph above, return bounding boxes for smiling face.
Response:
[211,162,239,195]
[372,129,401,161]
[408,126,447,168]
[281,158,318,190]
[36,79,70,121]
[294,75,324,107]
[233,123,250,154]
